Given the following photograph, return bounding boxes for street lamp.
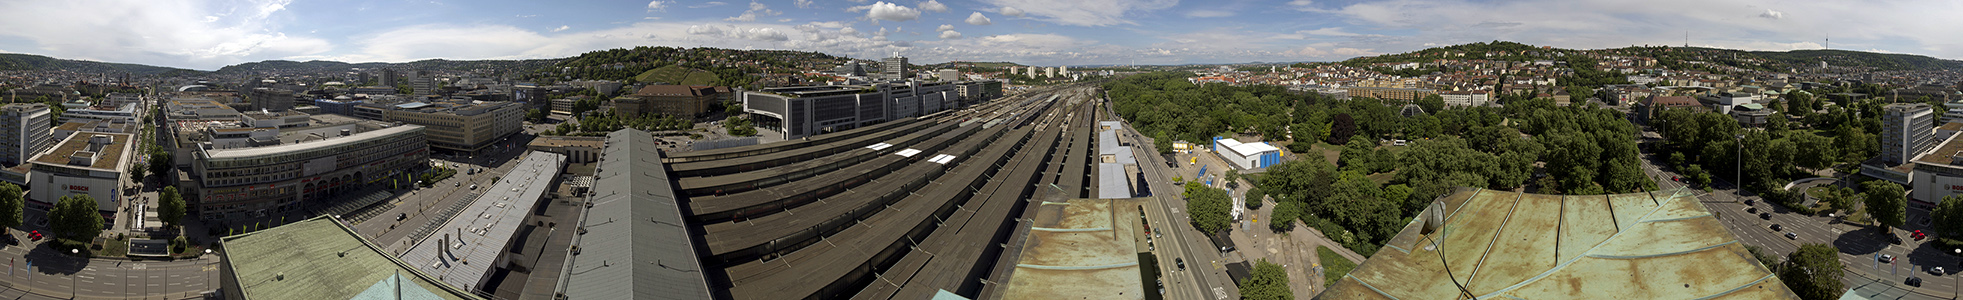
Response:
[1736,134,1745,192]
[70,249,78,299]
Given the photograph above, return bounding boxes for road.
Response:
[353,135,533,254]
[1119,110,1238,299]
[0,234,220,299]
[1637,136,1957,299]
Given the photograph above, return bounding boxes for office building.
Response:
[882,54,908,80]
[832,61,871,77]
[103,93,143,108]
[613,85,730,119]
[1440,90,1492,107]
[379,69,399,87]
[186,120,427,219]
[1698,92,1754,114]
[0,104,53,167]
[1883,103,1937,166]
[411,71,437,95]
[526,136,604,163]
[1342,86,1438,101]
[62,103,138,124]
[247,87,295,111]
[954,80,1003,104]
[28,133,132,212]
[741,81,956,140]
[938,69,959,82]
[383,100,524,153]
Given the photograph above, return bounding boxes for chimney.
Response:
[441,234,449,260]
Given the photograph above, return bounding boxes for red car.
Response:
[27,230,40,241]
[1914,230,1927,241]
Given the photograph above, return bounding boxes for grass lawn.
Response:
[1318,246,1357,287]
[97,237,128,257]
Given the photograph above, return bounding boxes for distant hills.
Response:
[0,53,197,76]
[1340,41,1963,72]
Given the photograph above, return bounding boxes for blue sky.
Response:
[1,0,1959,70]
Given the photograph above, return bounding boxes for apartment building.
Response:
[0,104,53,167]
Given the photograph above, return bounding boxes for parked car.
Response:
[1744,199,1755,205]
[1746,207,1757,213]
[397,213,408,221]
[1785,232,1798,239]
[1933,266,1946,276]
[1880,254,1896,263]
[27,230,41,241]
[1908,276,1923,287]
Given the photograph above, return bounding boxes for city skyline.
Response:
[0,0,1960,70]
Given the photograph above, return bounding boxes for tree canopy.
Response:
[50,195,102,241]
[1237,259,1293,300]
[160,186,185,229]
[1184,182,1233,234]
[1863,180,1906,228]
[0,183,20,232]
[1779,243,1846,300]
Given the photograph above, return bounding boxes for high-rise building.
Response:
[1059,65,1068,75]
[1045,67,1056,78]
[0,103,53,167]
[1882,103,1936,165]
[380,69,399,87]
[882,54,908,81]
[411,70,436,95]
[246,87,295,111]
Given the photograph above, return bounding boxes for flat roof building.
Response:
[741,81,956,140]
[553,129,711,299]
[188,120,428,219]
[1212,137,1280,170]
[525,136,605,163]
[1321,188,1799,299]
[219,216,483,300]
[614,85,731,119]
[28,133,132,213]
[401,151,565,293]
[383,100,524,153]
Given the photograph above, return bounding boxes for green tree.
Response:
[159,186,185,229]
[0,183,20,234]
[526,108,547,122]
[1779,243,1845,300]
[1237,259,1293,300]
[130,162,147,182]
[149,148,172,178]
[1825,186,1857,213]
[1184,182,1233,234]
[50,195,103,241]
[1863,180,1907,228]
[1268,201,1299,232]
[1225,169,1240,189]
[1245,188,1266,209]
[1935,195,1963,238]
[1327,114,1357,145]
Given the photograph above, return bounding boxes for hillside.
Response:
[632,65,719,85]
[1745,49,1963,71]
[1334,41,1963,72]
[0,53,197,75]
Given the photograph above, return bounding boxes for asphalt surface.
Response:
[0,233,220,300]
[354,134,535,255]
[1124,120,1238,299]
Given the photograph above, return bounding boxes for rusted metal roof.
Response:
[1321,187,1800,299]
[999,198,1148,300]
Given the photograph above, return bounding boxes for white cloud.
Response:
[736,27,789,41]
[647,1,667,12]
[966,12,993,25]
[553,25,570,32]
[1286,0,1317,11]
[1300,27,1360,37]
[978,0,1178,26]
[851,2,922,22]
[940,30,962,39]
[918,0,950,13]
[1000,6,1025,17]
[795,0,814,8]
[726,1,780,22]
[937,24,955,32]
[1185,10,1232,18]
[1759,9,1783,20]
[689,1,727,8]
[687,25,725,35]
[0,0,331,70]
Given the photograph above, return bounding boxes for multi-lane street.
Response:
[1111,101,1237,299]
[0,235,220,299]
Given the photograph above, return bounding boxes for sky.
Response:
[1,0,1960,71]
